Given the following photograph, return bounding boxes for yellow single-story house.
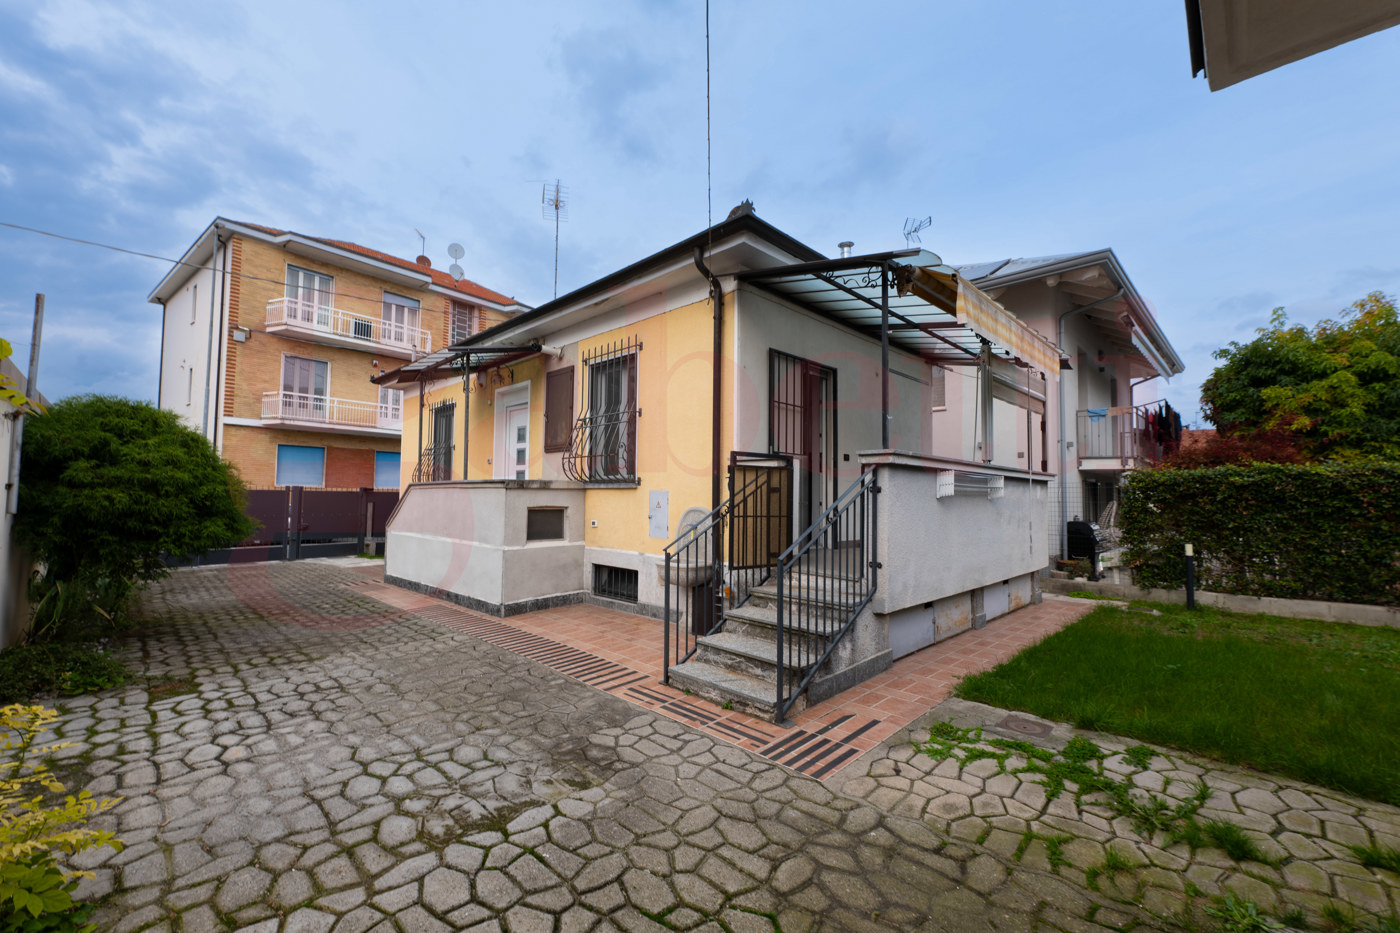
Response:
[376,204,1062,720]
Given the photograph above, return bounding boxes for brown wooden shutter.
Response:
[544,367,574,452]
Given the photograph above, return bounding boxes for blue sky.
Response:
[1,1,1397,424]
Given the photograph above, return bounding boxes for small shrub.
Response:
[1199,819,1272,864]
[1,705,122,931]
[0,645,130,705]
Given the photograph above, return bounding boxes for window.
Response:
[286,265,334,326]
[191,283,197,324]
[544,367,574,452]
[185,364,193,406]
[378,387,403,426]
[526,508,565,541]
[592,564,638,602]
[930,366,947,411]
[561,337,640,482]
[382,292,421,346]
[282,355,328,421]
[276,445,325,487]
[450,302,478,344]
[374,451,400,489]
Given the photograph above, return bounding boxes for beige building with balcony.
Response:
[150,219,521,489]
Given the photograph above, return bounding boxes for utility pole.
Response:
[6,293,44,515]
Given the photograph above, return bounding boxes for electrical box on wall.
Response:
[648,491,669,539]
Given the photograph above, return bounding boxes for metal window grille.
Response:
[592,564,638,602]
[562,336,641,482]
[769,350,837,525]
[414,400,455,482]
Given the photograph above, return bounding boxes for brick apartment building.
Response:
[150,219,522,490]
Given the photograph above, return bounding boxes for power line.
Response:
[0,219,489,315]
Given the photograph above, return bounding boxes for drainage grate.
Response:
[998,715,1052,738]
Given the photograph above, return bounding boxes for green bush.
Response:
[0,646,130,705]
[1121,462,1400,606]
[15,395,252,640]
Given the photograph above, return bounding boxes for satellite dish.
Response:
[448,263,465,280]
[447,243,465,261]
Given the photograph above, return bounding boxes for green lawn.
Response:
[955,601,1400,807]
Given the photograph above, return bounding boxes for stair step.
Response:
[667,660,784,719]
[697,631,820,672]
[725,604,838,642]
[747,584,867,612]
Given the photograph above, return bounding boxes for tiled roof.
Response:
[229,220,515,306]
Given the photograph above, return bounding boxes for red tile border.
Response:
[348,577,1093,781]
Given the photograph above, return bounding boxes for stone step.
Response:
[667,660,795,720]
[694,631,817,682]
[747,583,868,614]
[723,604,838,646]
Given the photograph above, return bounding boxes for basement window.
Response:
[526,508,565,541]
[592,564,638,603]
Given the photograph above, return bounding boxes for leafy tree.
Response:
[1200,292,1400,460]
[15,396,251,609]
[0,339,41,414]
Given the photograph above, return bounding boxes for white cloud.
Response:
[0,55,55,102]
[0,164,13,186]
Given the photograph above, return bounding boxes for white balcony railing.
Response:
[262,392,403,431]
[266,297,432,355]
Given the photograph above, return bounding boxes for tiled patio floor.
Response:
[354,574,1093,781]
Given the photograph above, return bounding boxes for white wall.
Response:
[158,244,226,442]
[733,285,932,479]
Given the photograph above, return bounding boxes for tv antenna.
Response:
[414,228,427,256]
[447,242,465,281]
[903,216,932,246]
[541,180,568,299]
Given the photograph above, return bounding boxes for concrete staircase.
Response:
[667,556,865,722]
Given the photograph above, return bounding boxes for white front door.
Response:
[505,405,529,480]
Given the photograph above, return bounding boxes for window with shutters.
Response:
[450,302,478,345]
[543,367,574,452]
[561,337,640,483]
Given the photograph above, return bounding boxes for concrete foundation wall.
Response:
[864,452,1050,619]
[385,480,587,612]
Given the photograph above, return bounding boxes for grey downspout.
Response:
[693,247,722,511]
[201,231,226,442]
[1056,288,1124,559]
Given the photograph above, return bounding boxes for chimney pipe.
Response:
[838,241,854,258]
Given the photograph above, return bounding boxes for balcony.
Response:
[1076,402,1162,470]
[265,297,431,358]
[262,392,403,437]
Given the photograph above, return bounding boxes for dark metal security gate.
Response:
[770,350,836,528]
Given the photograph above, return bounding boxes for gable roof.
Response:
[376,206,826,385]
[956,248,1184,379]
[228,221,516,306]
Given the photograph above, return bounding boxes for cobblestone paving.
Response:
[835,698,1400,930]
[36,560,1187,933]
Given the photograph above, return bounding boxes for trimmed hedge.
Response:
[1121,463,1400,606]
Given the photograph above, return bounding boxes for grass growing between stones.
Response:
[954,602,1400,806]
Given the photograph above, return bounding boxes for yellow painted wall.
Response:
[398,296,731,557]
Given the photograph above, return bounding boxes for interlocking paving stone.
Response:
[39,560,1397,932]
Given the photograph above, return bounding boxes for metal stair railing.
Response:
[774,468,879,722]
